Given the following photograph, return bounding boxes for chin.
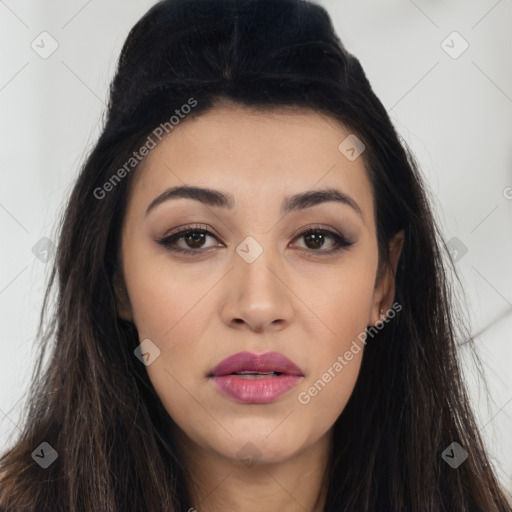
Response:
[211,428,307,466]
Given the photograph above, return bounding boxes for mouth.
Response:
[208,351,304,404]
[227,370,284,379]
[208,350,304,378]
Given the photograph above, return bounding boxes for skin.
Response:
[116,100,404,512]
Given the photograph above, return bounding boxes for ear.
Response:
[113,268,133,322]
[369,230,404,326]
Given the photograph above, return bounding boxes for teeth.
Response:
[234,370,277,375]
[231,370,281,379]
[235,374,278,379]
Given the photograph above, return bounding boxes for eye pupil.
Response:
[186,232,206,248]
[304,232,324,249]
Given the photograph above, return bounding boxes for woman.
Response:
[0,0,510,510]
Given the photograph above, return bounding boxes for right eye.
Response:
[157,224,223,254]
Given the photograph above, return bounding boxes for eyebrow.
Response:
[145,185,364,220]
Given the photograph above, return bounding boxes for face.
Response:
[117,101,402,467]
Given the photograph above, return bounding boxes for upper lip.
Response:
[209,351,304,377]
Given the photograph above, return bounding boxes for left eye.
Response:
[157,225,354,254]
[294,228,353,252]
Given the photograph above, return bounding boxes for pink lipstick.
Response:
[208,351,303,404]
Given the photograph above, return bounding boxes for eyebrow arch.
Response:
[145,185,364,220]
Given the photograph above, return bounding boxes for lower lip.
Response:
[211,374,302,404]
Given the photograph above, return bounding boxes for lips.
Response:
[208,351,303,377]
[208,351,304,404]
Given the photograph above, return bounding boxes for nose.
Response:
[219,241,294,333]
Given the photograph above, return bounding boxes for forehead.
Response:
[127,103,375,225]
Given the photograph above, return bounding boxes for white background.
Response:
[1,0,511,497]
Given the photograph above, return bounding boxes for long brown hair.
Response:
[1,0,510,510]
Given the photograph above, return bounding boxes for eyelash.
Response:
[157,223,355,256]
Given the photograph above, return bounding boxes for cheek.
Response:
[291,257,377,421]
[296,351,363,438]
[125,265,216,405]
[294,255,377,344]
[125,266,215,439]
[122,246,217,395]
[122,236,214,340]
